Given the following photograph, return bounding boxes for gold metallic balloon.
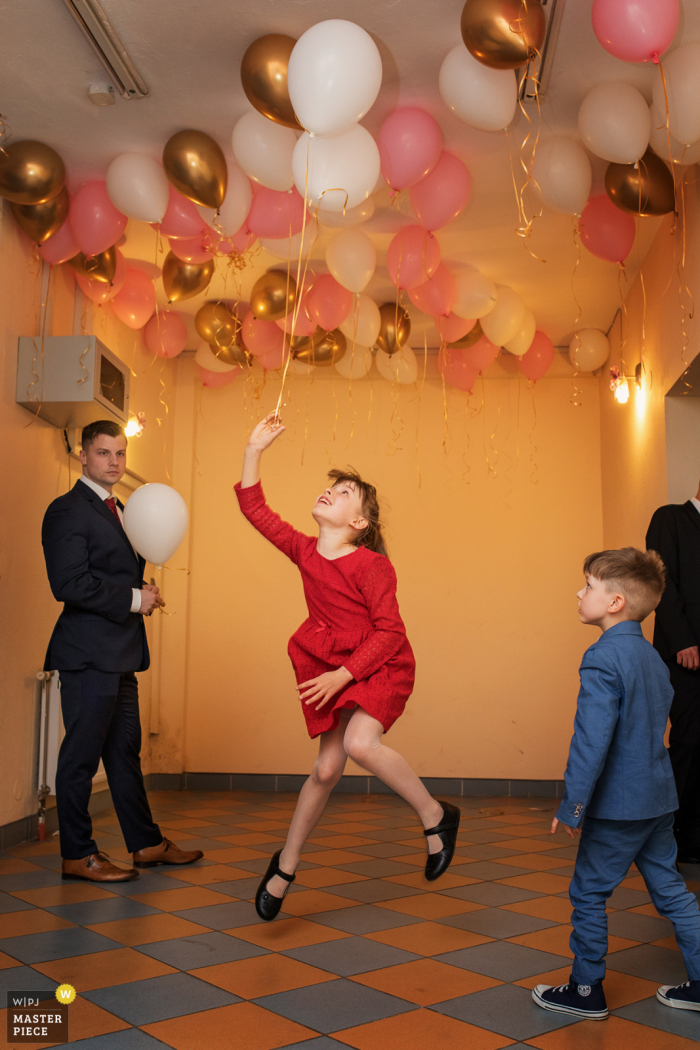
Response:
[448,320,483,350]
[0,140,65,205]
[293,327,346,366]
[461,0,546,70]
[251,270,296,321]
[67,243,118,284]
[208,341,250,367]
[162,252,215,303]
[195,300,238,348]
[162,130,228,210]
[375,303,411,356]
[241,34,303,131]
[605,149,675,217]
[10,185,69,243]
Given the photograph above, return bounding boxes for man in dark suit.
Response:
[42,420,202,882]
[647,487,700,864]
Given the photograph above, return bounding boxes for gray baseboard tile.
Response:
[142,774,565,798]
[0,787,113,851]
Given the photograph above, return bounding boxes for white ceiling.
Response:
[1,0,697,346]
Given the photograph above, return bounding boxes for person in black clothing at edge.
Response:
[647,480,700,865]
[42,420,203,882]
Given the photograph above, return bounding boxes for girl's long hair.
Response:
[327,468,388,557]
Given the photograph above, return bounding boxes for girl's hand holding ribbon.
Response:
[298,666,353,710]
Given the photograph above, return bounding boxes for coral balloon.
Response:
[240,34,302,130]
[122,483,188,565]
[652,44,700,147]
[70,182,127,257]
[293,327,346,366]
[376,303,411,356]
[232,111,297,191]
[39,217,80,265]
[11,186,69,244]
[569,329,610,372]
[0,140,65,205]
[305,274,353,331]
[448,320,484,350]
[578,83,651,163]
[251,270,296,321]
[144,310,188,358]
[408,264,456,318]
[260,217,318,260]
[579,194,635,262]
[75,249,127,304]
[231,224,257,252]
[169,233,211,264]
[531,138,592,216]
[200,366,242,387]
[293,125,380,213]
[256,342,291,371]
[377,108,443,191]
[67,244,118,284]
[106,153,170,223]
[162,130,227,210]
[480,286,525,346]
[246,185,306,239]
[605,148,675,216]
[410,152,471,231]
[462,333,499,370]
[438,346,479,392]
[375,346,418,384]
[436,313,476,344]
[339,294,382,347]
[326,228,376,293]
[241,310,284,357]
[503,309,536,356]
[162,252,214,303]
[592,0,679,64]
[159,187,206,240]
[387,225,441,290]
[461,0,546,70]
[518,330,553,381]
[452,267,497,319]
[439,45,517,132]
[110,268,156,329]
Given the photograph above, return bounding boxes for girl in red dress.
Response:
[235,414,460,921]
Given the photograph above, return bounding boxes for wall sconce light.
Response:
[125,412,146,437]
[609,364,643,404]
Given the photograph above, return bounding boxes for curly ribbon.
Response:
[676,170,694,393]
[617,262,629,380]
[441,366,449,454]
[461,386,472,485]
[414,334,428,489]
[655,57,677,230]
[528,379,539,485]
[505,50,546,263]
[24,264,54,426]
[569,217,583,407]
[485,391,500,479]
[0,112,10,156]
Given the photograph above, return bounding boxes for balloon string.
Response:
[461,387,472,485]
[24,263,53,426]
[676,171,693,393]
[414,333,428,489]
[528,380,539,485]
[441,369,449,454]
[485,393,500,478]
[511,53,546,262]
[657,59,677,230]
[345,296,359,449]
[617,262,628,379]
[570,217,583,408]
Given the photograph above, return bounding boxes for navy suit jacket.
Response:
[556,622,677,827]
[42,480,149,673]
[646,501,700,661]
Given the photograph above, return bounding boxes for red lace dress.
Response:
[235,481,415,738]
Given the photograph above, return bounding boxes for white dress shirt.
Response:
[692,497,700,516]
[79,474,142,613]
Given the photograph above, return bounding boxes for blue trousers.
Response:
[570,812,700,983]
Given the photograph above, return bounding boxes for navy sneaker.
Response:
[532,977,608,1019]
[657,980,700,1011]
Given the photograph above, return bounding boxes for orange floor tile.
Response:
[333,1008,513,1050]
[142,1000,317,1050]
[350,957,502,1004]
[189,952,337,998]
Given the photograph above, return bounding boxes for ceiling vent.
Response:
[520,0,566,103]
[60,0,150,99]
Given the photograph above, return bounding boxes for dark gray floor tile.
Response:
[349,843,423,859]
[0,871,64,892]
[0,892,34,914]
[550,865,576,876]
[348,828,417,843]
[68,1031,172,1049]
[607,910,673,943]
[439,883,542,906]
[543,846,580,860]
[435,941,570,981]
[607,887,652,910]
[455,846,522,861]
[437,908,557,938]
[335,860,421,878]
[201,878,304,900]
[323,881,422,904]
[275,1039,352,1050]
[0,966,58,997]
[226,858,315,875]
[102,873,192,895]
[606,944,689,983]
[614,995,700,1039]
[254,977,416,1033]
[459,831,522,845]
[18,854,64,871]
[174,901,260,929]
[0,927,121,963]
[433,983,578,1040]
[46,898,161,925]
[449,861,531,881]
[138,930,269,969]
[309,905,422,935]
[283,935,420,976]
[83,971,240,1024]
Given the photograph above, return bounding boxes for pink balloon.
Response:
[463,335,499,371]
[75,249,127,304]
[158,187,205,240]
[377,107,443,191]
[387,225,441,290]
[168,233,211,264]
[436,313,476,343]
[143,310,188,358]
[438,346,479,392]
[39,218,80,265]
[276,305,316,337]
[518,331,554,381]
[110,268,156,330]
[241,310,285,357]
[592,0,679,63]
[246,186,306,239]
[579,194,635,263]
[408,264,456,317]
[410,152,472,231]
[70,182,127,257]
[256,343,290,371]
[200,366,242,387]
[305,274,353,331]
[231,224,257,253]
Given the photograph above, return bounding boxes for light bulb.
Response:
[125,417,143,437]
[614,378,630,404]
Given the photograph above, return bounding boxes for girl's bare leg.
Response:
[265,713,350,898]
[343,707,445,854]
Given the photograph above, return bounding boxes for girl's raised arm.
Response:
[240,413,286,488]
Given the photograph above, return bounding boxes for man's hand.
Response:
[298,666,353,710]
[140,584,165,616]
[677,645,699,670]
[551,817,580,840]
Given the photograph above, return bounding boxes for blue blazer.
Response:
[556,621,677,827]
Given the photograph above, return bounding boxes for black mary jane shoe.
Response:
[424,801,461,882]
[255,849,296,921]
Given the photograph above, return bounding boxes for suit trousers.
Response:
[56,670,162,859]
[667,659,700,851]
[569,813,700,984]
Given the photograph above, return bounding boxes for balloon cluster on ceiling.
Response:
[0,0,692,398]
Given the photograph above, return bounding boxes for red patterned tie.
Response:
[105,497,121,523]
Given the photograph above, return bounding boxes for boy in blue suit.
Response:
[534,548,700,1019]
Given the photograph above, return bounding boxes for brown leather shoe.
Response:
[132,837,204,868]
[62,852,139,882]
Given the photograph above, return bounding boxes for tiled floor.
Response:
[1,790,699,1048]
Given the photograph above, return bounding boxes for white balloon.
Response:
[288,358,315,376]
[317,197,375,227]
[339,294,381,346]
[196,161,252,236]
[326,228,376,292]
[293,126,380,212]
[375,346,418,384]
[106,153,170,223]
[578,82,651,163]
[259,218,319,260]
[530,138,592,216]
[569,329,609,372]
[334,344,373,378]
[231,111,297,191]
[439,45,517,132]
[194,341,238,373]
[480,286,525,346]
[649,104,700,165]
[123,483,188,566]
[503,310,536,356]
[452,266,497,320]
[288,20,383,136]
[652,44,700,147]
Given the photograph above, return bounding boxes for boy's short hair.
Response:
[583,547,666,621]
[81,419,126,450]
